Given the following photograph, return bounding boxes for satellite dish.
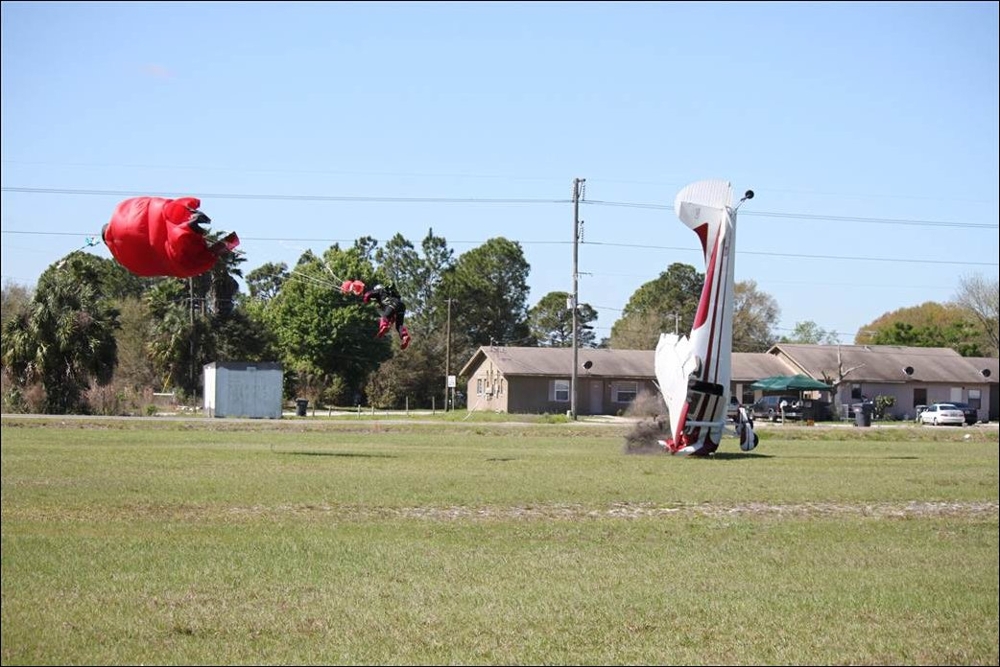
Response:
[582,360,593,370]
[903,366,914,376]
[983,369,992,378]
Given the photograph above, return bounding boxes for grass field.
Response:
[2,416,997,665]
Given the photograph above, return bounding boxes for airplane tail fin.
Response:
[674,179,733,257]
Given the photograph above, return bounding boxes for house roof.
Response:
[732,352,795,381]
[771,344,992,384]
[459,346,655,379]
[964,356,999,384]
[461,346,801,382]
[458,344,998,387]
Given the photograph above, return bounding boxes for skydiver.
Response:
[340,279,411,350]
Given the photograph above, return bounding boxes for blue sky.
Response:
[2,1,997,345]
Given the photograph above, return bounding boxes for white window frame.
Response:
[613,381,638,404]
[551,379,570,402]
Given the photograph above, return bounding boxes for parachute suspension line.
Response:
[319,258,346,285]
[56,235,103,269]
[78,235,101,251]
[286,269,340,291]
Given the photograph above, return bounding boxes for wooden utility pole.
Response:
[444,297,452,411]
[189,277,195,391]
[571,178,585,420]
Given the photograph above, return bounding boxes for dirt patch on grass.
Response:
[382,500,999,521]
[7,500,996,525]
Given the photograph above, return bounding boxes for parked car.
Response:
[751,395,802,421]
[800,399,834,422]
[918,403,965,426]
[947,401,979,425]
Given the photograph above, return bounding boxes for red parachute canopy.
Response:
[102,196,230,279]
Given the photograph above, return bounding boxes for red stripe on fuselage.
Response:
[689,221,729,447]
[694,222,710,256]
[692,224,717,330]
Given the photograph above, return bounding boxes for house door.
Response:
[589,381,603,415]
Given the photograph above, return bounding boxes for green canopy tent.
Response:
[750,374,834,421]
[750,374,833,392]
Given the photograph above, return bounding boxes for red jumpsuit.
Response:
[103,196,221,278]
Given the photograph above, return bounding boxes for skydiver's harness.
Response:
[368,286,405,318]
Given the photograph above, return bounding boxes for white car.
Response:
[919,403,966,426]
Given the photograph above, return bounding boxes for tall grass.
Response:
[2,417,997,665]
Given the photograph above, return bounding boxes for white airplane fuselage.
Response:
[654,180,744,456]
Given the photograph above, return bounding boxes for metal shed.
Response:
[203,361,283,419]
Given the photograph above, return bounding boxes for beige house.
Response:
[459,344,997,421]
[459,346,658,416]
[770,344,997,421]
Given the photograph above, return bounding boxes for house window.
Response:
[550,379,570,402]
[477,378,483,396]
[851,384,862,400]
[613,381,638,403]
[912,387,927,408]
[969,389,981,410]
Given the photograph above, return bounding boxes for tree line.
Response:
[2,228,996,414]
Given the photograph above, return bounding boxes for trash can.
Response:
[855,402,873,427]
[295,398,309,417]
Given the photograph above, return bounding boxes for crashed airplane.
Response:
[654,179,758,456]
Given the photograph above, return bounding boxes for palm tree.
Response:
[1,261,118,413]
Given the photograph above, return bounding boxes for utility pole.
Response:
[571,178,585,420]
[189,277,195,392]
[444,297,452,411]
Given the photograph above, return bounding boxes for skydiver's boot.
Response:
[399,326,411,350]
[376,318,391,338]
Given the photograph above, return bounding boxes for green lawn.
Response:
[2,417,997,665]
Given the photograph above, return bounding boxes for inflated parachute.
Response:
[102,196,239,279]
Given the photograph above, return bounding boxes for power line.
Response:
[0,160,574,184]
[2,186,995,229]
[576,240,998,267]
[3,229,995,268]
[5,160,993,205]
[0,186,569,205]
[583,200,997,229]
